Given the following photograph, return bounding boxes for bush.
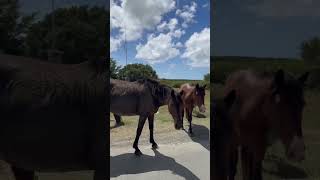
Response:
[118,63,158,81]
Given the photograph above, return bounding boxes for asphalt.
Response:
[110,125,210,180]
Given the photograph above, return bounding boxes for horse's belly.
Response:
[110,96,140,115]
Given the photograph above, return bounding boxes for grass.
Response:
[110,86,210,143]
[212,56,320,179]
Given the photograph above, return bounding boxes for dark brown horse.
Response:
[110,78,184,156]
[180,83,206,134]
[224,69,309,180]
[212,90,237,180]
[0,54,108,180]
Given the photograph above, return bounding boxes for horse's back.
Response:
[225,70,271,100]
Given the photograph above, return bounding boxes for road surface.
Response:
[110,125,210,180]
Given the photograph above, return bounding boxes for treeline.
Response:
[211,56,320,89]
[211,36,320,89]
[0,0,107,64]
[111,58,210,89]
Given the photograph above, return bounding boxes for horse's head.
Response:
[195,84,207,113]
[263,69,309,162]
[168,90,184,130]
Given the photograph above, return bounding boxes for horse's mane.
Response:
[136,78,171,102]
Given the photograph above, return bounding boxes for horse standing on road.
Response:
[110,78,184,156]
[180,83,206,134]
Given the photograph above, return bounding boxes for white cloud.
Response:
[182,27,210,68]
[135,33,180,64]
[247,0,320,17]
[176,1,197,28]
[157,18,178,32]
[110,37,122,53]
[111,0,176,43]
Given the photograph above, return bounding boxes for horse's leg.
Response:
[114,114,123,126]
[187,108,193,134]
[252,160,262,180]
[11,166,34,180]
[148,114,158,149]
[181,107,185,129]
[229,148,238,180]
[89,113,108,180]
[241,147,250,180]
[133,115,147,156]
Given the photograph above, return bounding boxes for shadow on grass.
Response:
[184,124,210,151]
[263,155,308,179]
[110,149,200,180]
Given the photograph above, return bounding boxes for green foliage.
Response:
[118,63,158,81]
[0,0,36,55]
[160,79,209,89]
[204,73,210,82]
[25,6,107,64]
[212,56,320,88]
[301,37,320,63]
[110,58,121,79]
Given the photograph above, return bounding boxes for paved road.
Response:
[110,126,210,180]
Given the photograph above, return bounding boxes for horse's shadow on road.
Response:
[110,149,200,180]
[184,124,210,151]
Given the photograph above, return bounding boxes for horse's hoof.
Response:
[152,143,158,149]
[134,149,142,156]
[189,130,194,136]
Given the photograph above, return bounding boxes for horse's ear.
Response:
[298,72,309,85]
[203,84,207,89]
[273,69,284,90]
[196,84,199,89]
[224,90,236,108]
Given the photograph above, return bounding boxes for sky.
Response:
[213,0,320,58]
[110,0,210,80]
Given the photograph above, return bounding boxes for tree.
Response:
[118,63,158,81]
[0,0,36,55]
[300,37,320,63]
[25,6,107,64]
[204,73,210,82]
[110,58,121,79]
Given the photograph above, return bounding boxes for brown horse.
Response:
[224,69,309,180]
[180,83,206,134]
[0,54,108,180]
[110,78,184,156]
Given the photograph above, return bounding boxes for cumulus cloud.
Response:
[157,18,178,32]
[135,33,180,64]
[176,1,197,28]
[182,27,210,68]
[110,0,176,52]
[111,0,176,39]
[247,0,320,17]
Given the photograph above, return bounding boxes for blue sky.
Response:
[213,0,320,58]
[110,0,210,80]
